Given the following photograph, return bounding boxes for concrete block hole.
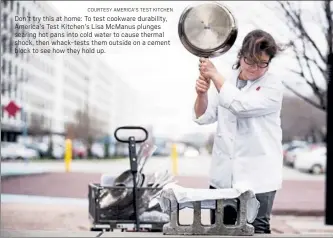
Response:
[177,199,240,226]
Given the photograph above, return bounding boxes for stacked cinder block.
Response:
[162,189,254,236]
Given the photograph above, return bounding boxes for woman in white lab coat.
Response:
[194,29,284,234]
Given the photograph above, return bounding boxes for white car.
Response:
[284,145,310,167]
[91,143,105,158]
[52,144,65,160]
[1,142,39,160]
[184,147,200,157]
[294,146,326,174]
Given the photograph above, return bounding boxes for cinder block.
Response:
[162,189,254,236]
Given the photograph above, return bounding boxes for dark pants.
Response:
[209,185,276,234]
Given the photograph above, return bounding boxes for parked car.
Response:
[52,144,65,160]
[184,147,200,157]
[73,141,87,159]
[294,146,326,174]
[284,142,310,167]
[24,142,49,157]
[25,142,64,160]
[91,143,105,158]
[1,142,40,160]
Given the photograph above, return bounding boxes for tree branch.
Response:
[300,38,326,108]
[278,1,326,63]
[303,55,326,76]
[289,51,326,109]
[290,42,322,94]
[277,1,329,111]
[282,81,326,111]
[277,2,299,34]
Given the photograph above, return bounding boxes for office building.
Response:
[1,0,137,142]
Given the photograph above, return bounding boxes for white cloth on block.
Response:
[157,183,260,223]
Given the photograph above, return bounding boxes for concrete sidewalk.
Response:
[1,164,49,177]
[2,195,333,236]
[270,215,333,235]
[2,229,333,237]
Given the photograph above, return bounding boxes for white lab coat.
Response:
[193,69,284,194]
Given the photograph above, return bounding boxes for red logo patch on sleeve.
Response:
[256,86,261,91]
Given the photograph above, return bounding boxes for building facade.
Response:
[1,0,136,142]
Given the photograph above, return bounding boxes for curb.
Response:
[1,172,48,179]
[272,209,324,217]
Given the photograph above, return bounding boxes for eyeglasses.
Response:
[243,57,269,68]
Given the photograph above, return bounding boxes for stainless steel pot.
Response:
[178,2,238,58]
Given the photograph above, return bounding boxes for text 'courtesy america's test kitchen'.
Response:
[14,7,174,55]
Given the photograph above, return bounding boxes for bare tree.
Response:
[29,113,45,136]
[65,108,103,157]
[281,96,326,142]
[277,1,332,111]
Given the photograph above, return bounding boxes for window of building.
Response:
[16,2,20,15]
[2,0,8,8]
[3,13,8,30]
[8,82,12,97]
[1,58,5,75]
[10,0,14,11]
[22,7,25,17]
[12,40,15,54]
[13,82,17,98]
[8,60,12,76]
[20,68,24,81]
[10,18,14,34]
[1,35,7,54]
[9,39,13,54]
[21,45,24,60]
[1,81,5,95]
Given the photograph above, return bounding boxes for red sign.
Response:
[4,101,21,117]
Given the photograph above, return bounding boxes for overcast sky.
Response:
[49,1,325,137]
